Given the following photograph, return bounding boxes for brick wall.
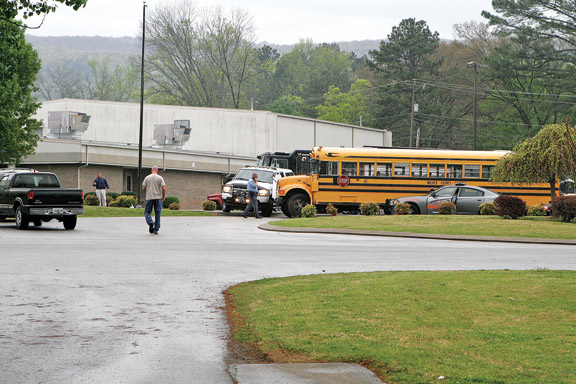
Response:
[26,164,222,209]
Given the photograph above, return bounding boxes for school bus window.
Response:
[341,162,357,176]
[394,162,410,177]
[376,163,392,177]
[359,162,375,176]
[464,164,480,178]
[447,164,463,178]
[482,165,495,179]
[319,161,339,176]
[429,164,445,178]
[411,163,428,178]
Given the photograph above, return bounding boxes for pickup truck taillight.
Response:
[27,191,34,200]
[81,191,84,199]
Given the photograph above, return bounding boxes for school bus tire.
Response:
[287,193,309,218]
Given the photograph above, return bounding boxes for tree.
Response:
[145,2,258,109]
[269,95,305,116]
[87,59,139,102]
[272,40,353,117]
[482,0,576,54]
[0,18,41,165]
[36,60,86,100]
[367,18,442,146]
[0,0,86,25]
[491,123,576,199]
[316,79,371,125]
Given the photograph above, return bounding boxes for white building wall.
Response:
[35,99,391,159]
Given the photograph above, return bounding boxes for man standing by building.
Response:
[142,166,166,234]
[92,172,110,207]
[242,173,262,219]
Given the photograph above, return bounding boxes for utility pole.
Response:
[410,79,416,147]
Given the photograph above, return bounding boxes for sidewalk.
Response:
[258,223,576,246]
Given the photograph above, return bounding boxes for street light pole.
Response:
[137,2,146,206]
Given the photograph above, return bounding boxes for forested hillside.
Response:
[26,1,576,151]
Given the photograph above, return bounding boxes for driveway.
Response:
[1,216,575,383]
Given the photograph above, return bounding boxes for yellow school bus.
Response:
[276,146,556,217]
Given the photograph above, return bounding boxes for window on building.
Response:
[341,162,357,176]
[446,164,463,178]
[394,163,410,177]
[464,164,480,178]
[411,163,428,178]
[359,162,375,176]
[376,163,392,177]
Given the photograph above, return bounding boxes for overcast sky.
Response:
[26,0,496,44]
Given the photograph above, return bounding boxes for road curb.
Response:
[258,223,576,246]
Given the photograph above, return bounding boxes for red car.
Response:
[207,193,222,210]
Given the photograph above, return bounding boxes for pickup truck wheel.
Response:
[63,216,77,230]
[262,202,274,217]
[15,206,29,230]
[33,219,42,227]
[287,193,309,218]
[222,203,231,213]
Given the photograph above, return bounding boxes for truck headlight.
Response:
[222,185,232,193]
[258,189,270,197]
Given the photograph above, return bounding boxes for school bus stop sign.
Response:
[337,175,350,187]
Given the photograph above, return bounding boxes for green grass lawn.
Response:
[269,215,576,240]
[80,206,216,217]
[227,270,576,383]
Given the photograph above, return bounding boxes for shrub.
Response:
[527,204,547,217]
[552,196,576,222]
[360,202,379,216]
[84,194,99,206]
[108,200,119,207]
[494,195,527,219]
[203,200,217,211]
[113,195,137,208]
[301,204,317,218]
[438,201,456,215]
[326,203,338,216]
[394,202,412,215]
[121,191,137,197]
[479,202,498,215]
[169,202,180,210]
[107,192,119,200]
[163,196,180,208]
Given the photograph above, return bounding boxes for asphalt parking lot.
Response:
[2,215,575,383]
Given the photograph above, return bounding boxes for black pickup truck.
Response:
[0,169,84,230]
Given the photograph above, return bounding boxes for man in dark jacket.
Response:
[93,173,110,207]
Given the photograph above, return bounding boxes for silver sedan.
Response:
[389,184,499,215]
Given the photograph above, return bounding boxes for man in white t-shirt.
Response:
[142,166,166,235]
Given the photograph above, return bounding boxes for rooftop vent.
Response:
[47,111,91,139]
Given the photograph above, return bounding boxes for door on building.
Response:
[124,169,136,192]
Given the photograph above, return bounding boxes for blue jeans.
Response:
[145,199,162,232]
[242,192,261,217]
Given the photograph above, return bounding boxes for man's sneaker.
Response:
[149,222,154,233]
[153,231,159,235]
[256,216,263,219]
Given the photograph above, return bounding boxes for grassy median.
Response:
[227,270,576,383]
[269,215,576,240]
[80,206,216,217]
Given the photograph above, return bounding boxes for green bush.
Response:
[107,192,119,200]
[552,196,576,222]
[479,202,498,215]
[203,200,217,211]
[301,204,317,218]
[169,202,180,210]
[438,201,456,215]
[494,195,527,219]
[112,195,137,208]
[84,194,99,206]
[326,203,338,216]
[163,196,180,208]
[394,202,412,215]
[121,191,137,197]
[527,204,547,217]
[360,202,379,216]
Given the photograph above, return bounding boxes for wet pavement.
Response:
[1,215,575,383]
